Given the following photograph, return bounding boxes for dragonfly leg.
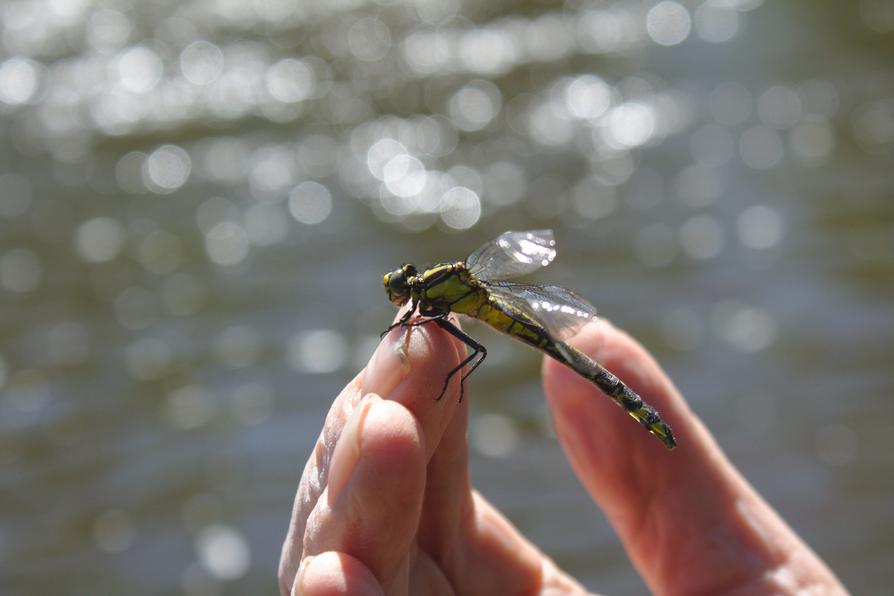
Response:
[433,318,487,403]
[379,300,419,337]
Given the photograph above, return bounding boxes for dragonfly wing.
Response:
[465,230,556,281]
[485,281,598,343]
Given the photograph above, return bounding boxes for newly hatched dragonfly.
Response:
[382,229,676,449]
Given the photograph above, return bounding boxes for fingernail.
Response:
[327,394,381,501]
[294,555,315,595]
[361,330,412,397]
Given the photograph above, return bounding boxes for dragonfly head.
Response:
[383,264,417,306]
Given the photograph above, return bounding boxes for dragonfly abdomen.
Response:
[555,340,677,449]
[471,298,676,449]
[472,299,555,349]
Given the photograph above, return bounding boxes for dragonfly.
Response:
[382,229,676,449]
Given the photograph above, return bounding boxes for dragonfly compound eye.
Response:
[383,264,416,306]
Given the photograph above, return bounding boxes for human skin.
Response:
[278,314,846,595]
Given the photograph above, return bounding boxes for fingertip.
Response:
[404,317,465,383]
[364,316,465,402]
[294,552,384,596]
[362,329,412,398]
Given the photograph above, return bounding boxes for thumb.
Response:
[542,319,843,595]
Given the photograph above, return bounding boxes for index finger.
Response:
[279,313,468,592]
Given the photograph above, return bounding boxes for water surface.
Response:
[1,0,893,593]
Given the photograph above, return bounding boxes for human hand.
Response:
[278,314,585,595]
[279,315,845,595]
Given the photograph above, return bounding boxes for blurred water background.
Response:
[1,0,893,593]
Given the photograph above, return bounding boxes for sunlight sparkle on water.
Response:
[564,74,612,121]
[526,100,575,147]
[789,122,835,166]
[367,138,409,181]
[144,145,192,193]
[204,222,250,266]
[287,330,348,374]
[116,46,163,94]
[606,102,657,148]
[0,57,43,106]
[737,205,784,250]
[181,41,225,86]
[483,161,527,206]
[712,300,778,352]
[647,2,691,47]
[289,181,332,225]
[383,154,428,198]
[244,204,290,246]
[448,80,502,132]
[248,145,295,201]
[266,58,318,103]
[694,2,740,43]
[458,28,518,76]
[757,85,802,129]
[472,413,520,458]
[86,8,132,50]
[348,16,392,62]
[166,385,215,430]
[439,186,481,230]
[577,6,641,54]
[196,524,251,582]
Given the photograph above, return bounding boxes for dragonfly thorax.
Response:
[411,262,484,318]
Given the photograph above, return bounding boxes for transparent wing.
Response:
[465,230,557,281]
[484,281,598,342]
